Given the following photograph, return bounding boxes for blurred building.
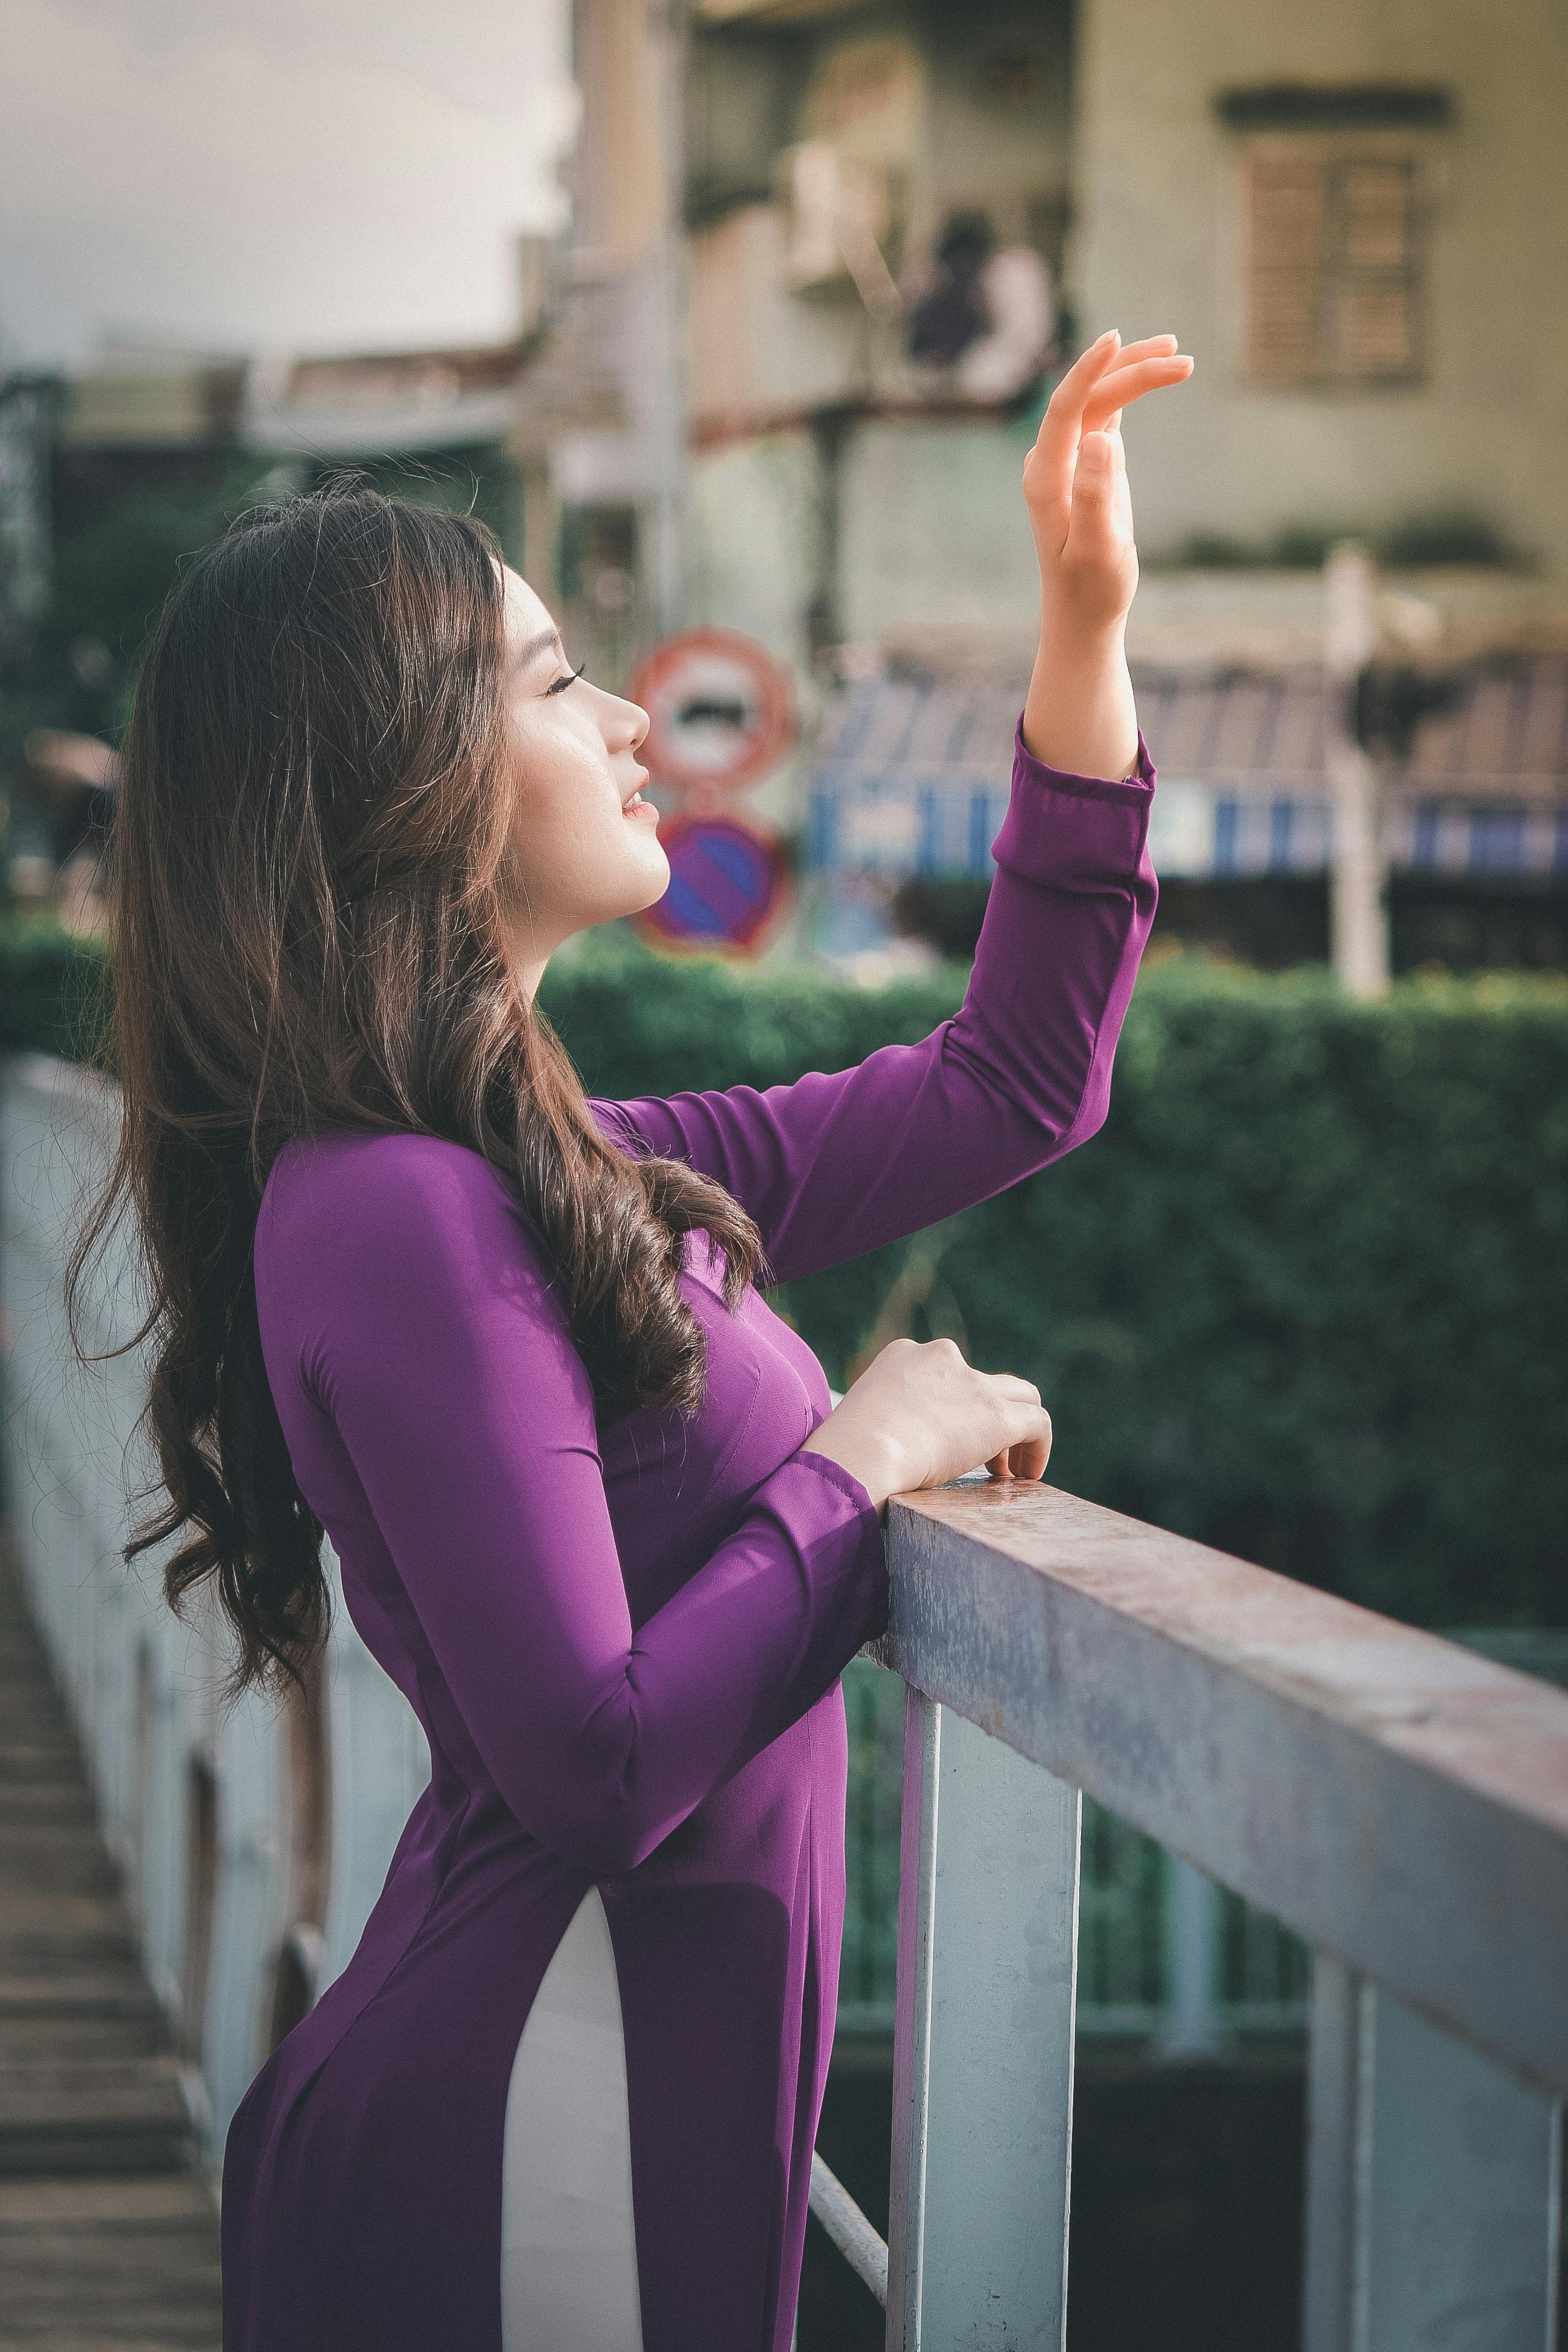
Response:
[682,0,1068,671]
[556,0,1565,968]
[48,345,251,537]
[0,377,56,669]
[808,636,1568,972]
[45,332,533,555]
[10,0,1566,970]
[1078,5,1568,583]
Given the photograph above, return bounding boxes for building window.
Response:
[1243,140,1425,389]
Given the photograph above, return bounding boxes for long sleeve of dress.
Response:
[261,1131,888,1879]
[594,722,1158,1285]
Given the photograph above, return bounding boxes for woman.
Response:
[77,327,1190,2350]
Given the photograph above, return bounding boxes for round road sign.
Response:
[633,812,791,957]
[627,629,795,795]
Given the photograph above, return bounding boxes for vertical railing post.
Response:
[1304,1952,1563,2351]
[1159,1854,1223,2057]
[1303,1951,1364,2352]
[202,1691,286,2163]
[886,1690,1082,2350]
[886,1688,939,2348]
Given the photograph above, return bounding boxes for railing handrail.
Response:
[867,1478,1568,2100]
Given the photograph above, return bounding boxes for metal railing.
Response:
[805,1478,1566,2350]
[4,1053,1565,2350]
[1,1055,433,2160]
[839,1653,1313,2051]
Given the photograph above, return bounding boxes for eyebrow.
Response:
[511,625,564,675]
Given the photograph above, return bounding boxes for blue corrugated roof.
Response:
[805,660,1568,880]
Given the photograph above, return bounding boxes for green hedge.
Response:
[0,918,111,1062]
[5,917,1564,1627]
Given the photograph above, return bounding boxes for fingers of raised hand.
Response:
[1104,333,1180,366]
[1036,334,1177,448]
[1082,352,1194,430]
[1071,428,1120,501]
[1028,330,1125,507]
[1101,417,1134,533]
[1045,327,1126,421]
[1027,336,1191,532]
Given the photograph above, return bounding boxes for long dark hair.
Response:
[65,484,771,1697]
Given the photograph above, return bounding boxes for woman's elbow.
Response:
[498,1744,680,1876]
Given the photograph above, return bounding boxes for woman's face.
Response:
[494,564,667,996]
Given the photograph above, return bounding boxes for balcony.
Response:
[2,1049,1563,2348]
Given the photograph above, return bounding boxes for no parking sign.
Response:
[627,629,797,957]
[635,811,792,955]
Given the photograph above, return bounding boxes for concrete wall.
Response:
[688,413,1046,660]
[688,426,819,671]
[838,416,1042,640]
[1074,0,1568,580]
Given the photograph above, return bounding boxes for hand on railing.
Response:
[802,1337,1051,1522]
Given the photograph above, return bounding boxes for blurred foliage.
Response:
[1152,508,1531,573]
[547,932,1568,1630]
[0,449,521,775]
[0,914,113,1062]
[5,916,1564,1627]
[0,461,276,763]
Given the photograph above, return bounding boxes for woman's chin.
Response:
[624,847,671,918]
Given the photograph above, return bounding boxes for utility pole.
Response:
[1324,541,1390,998]
[646,0,691,638]
[520,0,688,654]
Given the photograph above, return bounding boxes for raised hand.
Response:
[1025,330,1193,637]
[1020,329,1194,777]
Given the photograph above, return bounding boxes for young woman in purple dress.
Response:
[72,327,1190,2349]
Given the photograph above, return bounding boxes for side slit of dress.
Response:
[500,1885,645,2351]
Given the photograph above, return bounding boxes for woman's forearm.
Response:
[1022,616,1141,780]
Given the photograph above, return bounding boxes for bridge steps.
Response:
[0,1540,221,2349]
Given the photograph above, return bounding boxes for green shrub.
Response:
[0,918,110,1063]
[542,931,1568,1629]
[5,919,1563,1628]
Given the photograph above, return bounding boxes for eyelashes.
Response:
[545,661,586,696]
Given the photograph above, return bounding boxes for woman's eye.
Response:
[546,662,586,696]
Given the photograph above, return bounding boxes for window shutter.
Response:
[1244,152,1328,385]
[1243,144,1423,388]
[1329,159,1417,377]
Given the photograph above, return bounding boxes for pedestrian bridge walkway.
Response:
[3,1049,1565,2350]
[0,1535,220,2351]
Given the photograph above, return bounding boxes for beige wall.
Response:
[688,204,872,423]
[838,417,1042,638]
[688,427,820,668]
[1074,0,1568,579]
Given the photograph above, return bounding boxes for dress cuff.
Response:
[1011,717,1157,799]
[990,717,1157,891]
[756,1446,891,1645]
